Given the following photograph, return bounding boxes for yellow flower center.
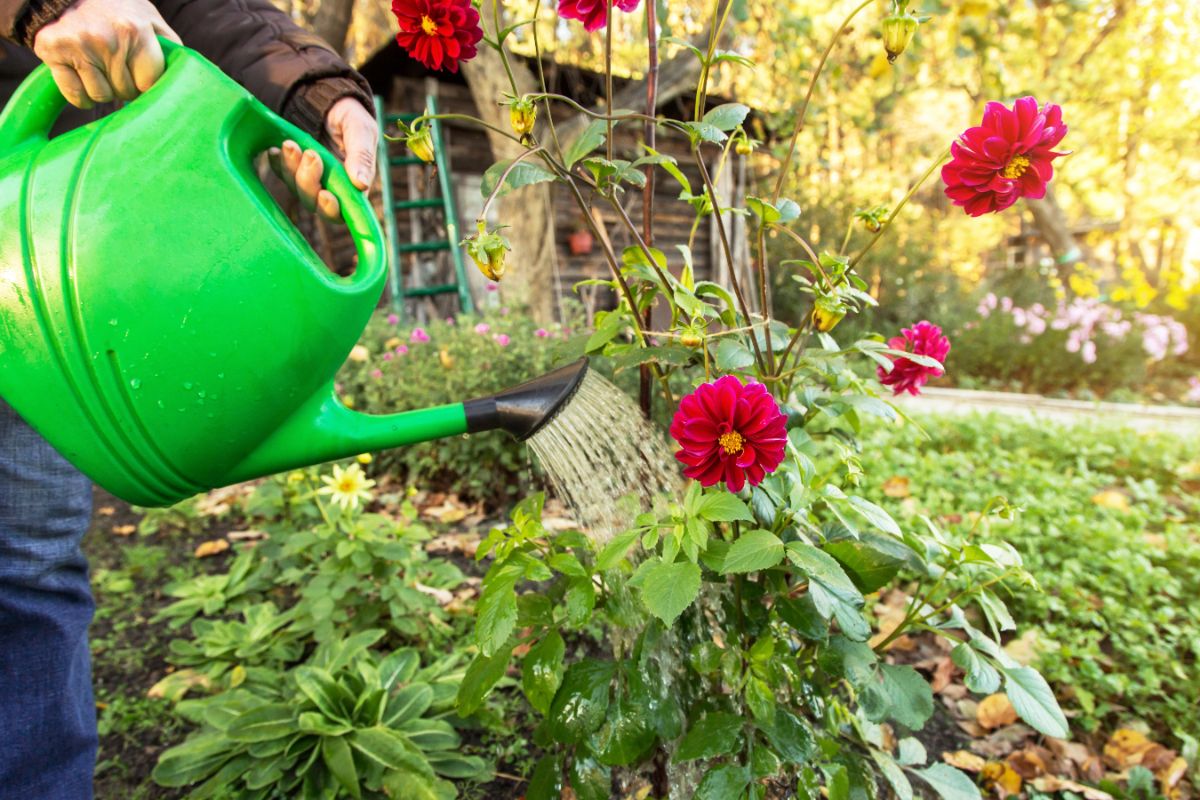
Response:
[1001,154,1031,179]
[337,477,357,493]
[420,14,438,35]
[718,431,744,455]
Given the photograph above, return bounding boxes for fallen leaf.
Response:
[1008,748,1048,779]
[1140,744,1178,773]
[1002,629,1047,666]
[978,693,1019,730]
[1046,738,1094,766]
[194,539,230,558]
[111,524,136,536]
[1091,489,1130,511]
[931,656,956,693]
[147,668,211,701]
[972,724,1035,759]
[1160,757,1188,793]
[943,751,987,772]
[97,506,116,516]
[981,761,1023,797]
[413,581,454,605]
[1029,776,1114,800]
[1104,729,1156,770]
[197,485,244,516]
[882,475,911,498]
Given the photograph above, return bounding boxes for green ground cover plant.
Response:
[856,414,1200,745]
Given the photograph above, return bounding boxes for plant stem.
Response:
[695,0,735,121]
[849,146,951,269]
[605,0,614,161]
[478,146,544,223]
[394,113,524,146]
[491,0,520,96]
[693,148,766,372]
[642,0,660,418]
[771,0,875,204]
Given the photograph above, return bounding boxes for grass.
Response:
[857,413,1200,745]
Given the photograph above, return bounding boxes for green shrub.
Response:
[337,310,581,503]
[857,415,1200,742]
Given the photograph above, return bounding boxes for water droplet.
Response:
[108,318,118,326]
[183,381,193,390]
[129,379,141,390]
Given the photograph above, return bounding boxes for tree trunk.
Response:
[1024,186,1082,285]
[461,46,560,321]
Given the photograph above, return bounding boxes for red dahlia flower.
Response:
[670,375,788,493]
[392,0,482,73]
[877,321,951,396]
[942,96,1068,217]
[558,0,641,32]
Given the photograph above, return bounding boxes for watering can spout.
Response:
[226,358,590,486]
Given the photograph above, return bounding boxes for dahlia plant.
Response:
[386,0,1071,797]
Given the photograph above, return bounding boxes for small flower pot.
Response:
[568,229,594,255]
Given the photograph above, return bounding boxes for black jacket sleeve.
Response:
[1,0,373,140]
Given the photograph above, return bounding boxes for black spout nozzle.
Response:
[464,358,589,441]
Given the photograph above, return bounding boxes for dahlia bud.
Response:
[406,126,436,163]
[812,296,847,332]
[881,11,919,63]
[462,221,511,282]
[509,96,537,138]
[680,332,703,348]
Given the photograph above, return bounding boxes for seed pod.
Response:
[882,12,919,63]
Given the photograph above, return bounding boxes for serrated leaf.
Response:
[565,120,607,168]
[702,102,750,131]
[721,529,784,574]
[698,492,755,522]
[860,664,934,730]
[456,649,510,716]
[695,763,751,799]
[480,160,555,198]
[548,659,615,744]
[475,583,517,657]
[521,632,564,715]
[714,338,755,370]
[672,712,744,762]
[638,560,701,625]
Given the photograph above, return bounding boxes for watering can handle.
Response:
[0,38,385,291]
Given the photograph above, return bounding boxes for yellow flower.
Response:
[349,345,370,363]
[319,463,376,512]
[356,453,373,464]
[342,395,356,409]
[439,348,455,369]
[384,337,403,350]
[509,96,537,138]
[406,126,436,163]
[287,471,307,484]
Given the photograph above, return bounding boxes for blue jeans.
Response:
[0,399,96,799]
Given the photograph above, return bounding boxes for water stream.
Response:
[527,369,679,543]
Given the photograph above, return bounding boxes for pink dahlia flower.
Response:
[669,375,788,493]
[391,0,482,73]
[558,0,640,32]
[411,327,431,343]
[877,321,951,396]
[386,313,400,325]
[474,323,490,335]
[535,328,550,338]
[493,333,511,347]
[942,97,1068,217]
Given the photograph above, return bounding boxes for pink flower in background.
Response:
[669,375,788,493]
[535,328,550,338]
[474,322,490,335]
[558,0,640,31]
[410,327,430,343]
[386,313,400,325]
[1081,340,1097,364]
[877,321,951,396]
[446,316,457,325]
[942,97,1069,217]
[370,369,383,379]
[395,344,409,356]
[1187,377,1200,404]
[493,334,511,346]
[383,352,394,361]
[486,282,499,292]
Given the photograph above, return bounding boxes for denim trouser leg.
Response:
[0,399,96,799]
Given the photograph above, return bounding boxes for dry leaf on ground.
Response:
[1091,489,1130,511]
[978,693,1019,729]
[97,506,115,516]
[944,751,987,772]
[413,581,454,605]
[227,529,268,541]
[981,761,1023,797]
[111,524,136,536]
[1030,776,1114,800]
[882,475,911,497]
[194,539,230,558]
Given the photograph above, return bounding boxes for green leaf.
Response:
[695,763,751,800]
[152,732,235,787]
[759,706,817,765]
[638,560,701,625]
[951,643,1001,695]
[913,764,983,800]
[383,683,433,727]
[672,712,744,762]
[522,631,565,715]
[680,120,727,143]
[824,533,909,593]
[596,529,640,570]
[480,160,555,199]
[698,492,756,522]
[565,576,596,627]
[475,583,518,657]
[745,195,781,224]
[548,659,615,744]
[714,338,755,370]
[456,648,511,717]
[569,756,612,800]
[349,727,433,776]
[872,752,913,800]
[785,542,864,617]
[322,735,361,800]
[1001,666,1069,738]
[525,756,563,800]
[776,198,801,222]
[898,737,928,766]
[721,529,785,574]
[293,667,353,724]
[298,712,353,736]
[379,649,420,690]
[225,703,296,743]
[848,496,902,536]
[383,770,457,800]
[565,120,607,168]
[592,686,656,766]
[702,102,750,131]
[860,664,934,730]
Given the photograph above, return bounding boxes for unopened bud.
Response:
[406,126,436,163]
[463,222,511,282]
[812,297,847,332]
[680,332,703,348]
[509,97,537,138]
[882,12,919,63]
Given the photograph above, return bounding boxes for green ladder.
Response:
[374,94,474,318]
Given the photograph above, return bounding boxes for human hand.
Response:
[267,97,378,223]
[32,0,182,109]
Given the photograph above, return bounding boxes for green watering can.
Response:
[0,41,587,507]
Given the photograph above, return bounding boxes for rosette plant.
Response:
[390,0,1073,797]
